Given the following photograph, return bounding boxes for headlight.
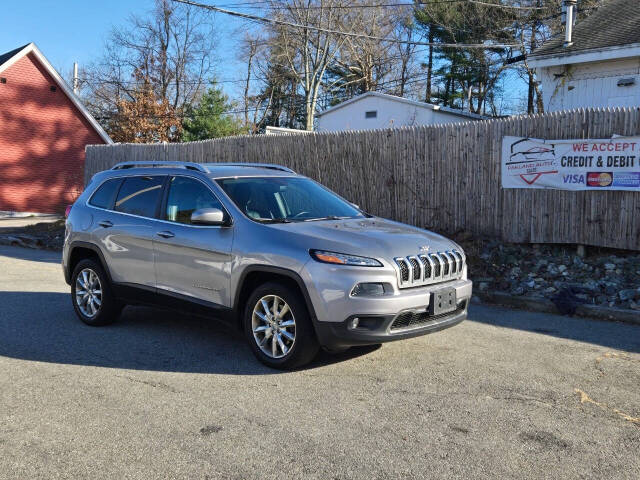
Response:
[310,250,382,267]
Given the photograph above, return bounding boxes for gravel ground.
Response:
[455,233,640,312]
[0,245,639,480]
[0,218,65,250]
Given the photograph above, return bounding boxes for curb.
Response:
[476,292,640,326]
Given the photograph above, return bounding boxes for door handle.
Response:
[156,231,175,239]
[98,220,113,228]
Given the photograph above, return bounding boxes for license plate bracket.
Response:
[429,288,457,315]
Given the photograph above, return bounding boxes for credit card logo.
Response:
[587,172,613,187]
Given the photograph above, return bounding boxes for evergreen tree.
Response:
[181,85,245,141]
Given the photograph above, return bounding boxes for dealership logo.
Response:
[508,138,556,164]
[506,138,558,185]
[587,172,613,187]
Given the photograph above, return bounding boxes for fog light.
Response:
[351,282,386,296]
[349,318,360,329]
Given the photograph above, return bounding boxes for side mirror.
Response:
[191,208,227,226]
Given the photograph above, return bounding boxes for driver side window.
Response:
[165,176,224,225]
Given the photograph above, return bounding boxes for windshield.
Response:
[216,176,364,223]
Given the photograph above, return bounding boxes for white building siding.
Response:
[316,95,470,132]
[540,57,640,111]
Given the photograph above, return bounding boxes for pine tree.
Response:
[181,85,245,141]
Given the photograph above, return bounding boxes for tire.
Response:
[243,282,320,369]
[71,259,120,326]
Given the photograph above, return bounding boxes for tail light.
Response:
[65,204,73,218]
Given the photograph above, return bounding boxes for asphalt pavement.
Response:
[0,245,638,479]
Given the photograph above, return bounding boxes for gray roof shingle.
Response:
[0,44,30,68]
[531,0,640,58]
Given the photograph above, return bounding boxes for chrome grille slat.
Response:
[395,258,410,282]
[452,251,463,273]
[431,254,443,277]
[443,251,454,277]
[408,256,422,281]
[419,255,432,280]
[440,253,450,277]
[395,249,465,288]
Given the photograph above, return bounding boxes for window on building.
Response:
[365,111,377,119]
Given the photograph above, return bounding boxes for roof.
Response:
[530,0,640,62]
[0,43,112,144]
[315,91,486,120]
[0,44,29,68]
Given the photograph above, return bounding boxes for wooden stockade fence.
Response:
[86,108,640,251]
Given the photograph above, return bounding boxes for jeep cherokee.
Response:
[63,161,472,369]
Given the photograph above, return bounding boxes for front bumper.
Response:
[300,259,472,348]
[314,300,468,349]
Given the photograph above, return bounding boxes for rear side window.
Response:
[114,176,164,218]
[88,178,121,209]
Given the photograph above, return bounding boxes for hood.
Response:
[268,217,457,262]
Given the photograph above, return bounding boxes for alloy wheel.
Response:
[75,268,102,318]
[251,295,296,359]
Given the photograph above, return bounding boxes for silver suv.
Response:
[63,162,472,368]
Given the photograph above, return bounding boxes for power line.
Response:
[211,0,545,10]
[172,0,521,48]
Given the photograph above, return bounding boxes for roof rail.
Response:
[204,163,295,173]
[111,161,208,172]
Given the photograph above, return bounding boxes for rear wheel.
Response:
[244,282,319,369]
[71,259,120,326]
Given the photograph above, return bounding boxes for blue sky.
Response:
[0,0,242,88]
[1,1,155,72]
[1,1,525,114]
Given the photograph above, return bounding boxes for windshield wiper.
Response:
[303,215,353,222]
[257,217,293,224]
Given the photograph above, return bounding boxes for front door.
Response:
[153,175,234,307]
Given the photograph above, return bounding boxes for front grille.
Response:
[390,301,467,331]
[394,249,466,288]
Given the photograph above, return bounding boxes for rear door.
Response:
[153,175,234,307]
[92,175,165,289]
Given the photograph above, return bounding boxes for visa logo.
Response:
[563,174,585,184]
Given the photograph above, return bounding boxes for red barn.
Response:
[0,43,111,214]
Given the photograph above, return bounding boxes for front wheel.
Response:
[243,282,319,369]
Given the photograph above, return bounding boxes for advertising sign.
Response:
[501,136,640,191]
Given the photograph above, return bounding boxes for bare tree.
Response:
[266,0,354,131]
[240,33,261,127]
[390,9,422,98]
[331,2,395,94]
[83,0,217,121]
